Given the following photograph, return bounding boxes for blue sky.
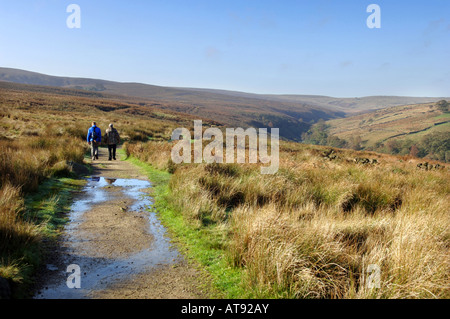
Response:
[0,0,449,97]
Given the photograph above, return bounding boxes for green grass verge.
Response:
[0,177,86,298]
[119,149,251,298]
[24,177,87,238]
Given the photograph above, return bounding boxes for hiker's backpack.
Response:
[91,127,98,143]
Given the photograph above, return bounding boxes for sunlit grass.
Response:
[126,140,450,299]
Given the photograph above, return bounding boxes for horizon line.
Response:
[1,66,449,100]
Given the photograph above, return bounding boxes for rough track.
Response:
[35,147,210,299]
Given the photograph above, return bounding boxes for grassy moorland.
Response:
[125,139,449,299]
[0,135,88,297]
[5,67,446,143]
[0,82,449,299]
[0,84,193,297]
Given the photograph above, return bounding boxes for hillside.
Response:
[1,81,449,299]
[327,102,449,143]
[125,133,449,299]
[0,81,210,142]
[304,101,450,162]
[0,67,342,141]
[2,67,448,142]
[260,94,448,114]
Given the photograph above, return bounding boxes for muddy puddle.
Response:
[34,176,179,299]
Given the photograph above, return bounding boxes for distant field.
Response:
[326,103,449,148]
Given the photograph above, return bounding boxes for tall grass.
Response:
[0,184,41,259]
[0,85,191,297]
[0,137,86,192]
[125,140,450,298]
[0,134,87,297]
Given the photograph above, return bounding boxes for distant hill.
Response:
[171,87,447,114]
[326,102,449,145]
[0,67,341,141]
[1,67,448,141]
[259,94,447,114]
[308,101,450,162]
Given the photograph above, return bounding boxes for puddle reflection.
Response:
[105,178,116,184]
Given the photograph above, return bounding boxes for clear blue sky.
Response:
[0,0,449,97]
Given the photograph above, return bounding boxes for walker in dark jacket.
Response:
[104,123,120,160]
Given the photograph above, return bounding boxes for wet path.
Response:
[34,148,207,299]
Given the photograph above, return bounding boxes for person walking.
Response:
[104,123,121,160]
[87,122,102,160]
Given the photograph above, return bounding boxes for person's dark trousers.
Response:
[108,144,117,160]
